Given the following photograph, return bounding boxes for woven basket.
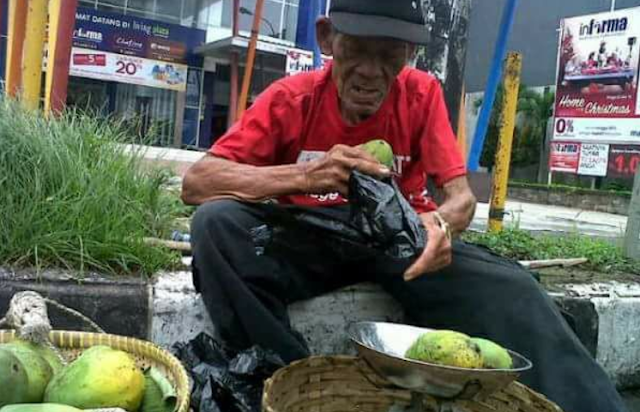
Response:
[0,329,190,412]
[263,356,564,412]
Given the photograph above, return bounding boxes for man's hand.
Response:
[404,212,452,281]
[301,144,391,196]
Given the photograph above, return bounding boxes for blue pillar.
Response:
[295,0,327,68]
[467,0,520,171]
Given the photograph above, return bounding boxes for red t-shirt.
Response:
[210,64,466,213]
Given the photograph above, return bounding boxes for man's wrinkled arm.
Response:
[436,176,477,236]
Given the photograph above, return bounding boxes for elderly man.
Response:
[182,1,626,411]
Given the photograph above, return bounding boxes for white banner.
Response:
[285,50,314,76]
[69,47,188,91]
[553,117,640,143]
[578,143,610,176]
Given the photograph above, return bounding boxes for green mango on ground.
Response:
[45,345,145,412]
[0,348,30,407]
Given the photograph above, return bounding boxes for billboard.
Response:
[70,48,188,91]
[73,8,206,66]
[552,7,640,177]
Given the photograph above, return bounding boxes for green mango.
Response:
[140,368,177,412]
[0,404,83,412]
[4,340,63,375]
[0,345,53,403]
[358,139,394,169]
[471,338,514,369]
[405,330,483,369]
[0,348,30,407]
[45,346,145,412]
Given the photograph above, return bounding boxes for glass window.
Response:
[181,0,198,26]
[198,0,226,29]
[156,0,182,19]
[238,0,283,38]
[125,7,156,19]
[98,0,126,7]
[281,3,298,42]
[126,0,155,13]
[96,3,127,14]
[79,0,98,8]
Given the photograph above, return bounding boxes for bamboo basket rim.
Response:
[262,355,564,412]
[0,329,190,412]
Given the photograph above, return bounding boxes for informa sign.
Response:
[553,7,640,145]
[549,142,581,173]
[70,47,188,91]
[578,143,610,176]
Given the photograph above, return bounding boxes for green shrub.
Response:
[463,228,637,274]
[0,99,181,276]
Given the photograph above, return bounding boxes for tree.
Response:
[473,85,555,170]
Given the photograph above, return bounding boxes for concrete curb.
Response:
[2,266,639,390]
[0,268,149,338]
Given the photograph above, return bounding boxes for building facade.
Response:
[0,0,323,148]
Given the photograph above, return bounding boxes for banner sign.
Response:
[608,144,640,178]
[577,143,610,176]
[285,49,331,76]
[73,7,205,66]
[553,7,640,145]
[551,7,640,178]
[70,47,188,91]
[549,141,581,173]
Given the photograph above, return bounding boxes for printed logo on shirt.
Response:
[295,150,411,175]
[295,150,412,202]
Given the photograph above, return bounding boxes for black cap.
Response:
[329,0,430,45]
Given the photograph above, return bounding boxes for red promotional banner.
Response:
[608,145,640,178]
[555,9,640,121]
[550,142,582,173]
[73,53,106,66]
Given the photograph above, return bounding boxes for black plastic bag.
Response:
[255,171,427,263]
[173,333,285,412]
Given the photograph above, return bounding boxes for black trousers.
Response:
[191,200,627,412]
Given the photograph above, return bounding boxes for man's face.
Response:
[328,32,412,122]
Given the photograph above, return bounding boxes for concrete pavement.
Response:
[472,200,628,238]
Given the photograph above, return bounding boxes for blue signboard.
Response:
[74,7,206,67]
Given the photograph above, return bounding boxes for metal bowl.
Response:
[348,321,533,400]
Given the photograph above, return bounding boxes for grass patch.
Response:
[463,228,638,274]
[509,181,632,197]
[0,99,182,276]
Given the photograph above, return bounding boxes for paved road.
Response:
[472,200,628,238]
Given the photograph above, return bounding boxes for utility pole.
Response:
[45,0,78,115]
[236,0,265,119]
[5,0,27,97]
[624,166,640,260]
[21,0,48,110]
[488,52,522,232]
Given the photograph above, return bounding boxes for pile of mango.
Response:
[0,341,175,412]
[405,330,514,370]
